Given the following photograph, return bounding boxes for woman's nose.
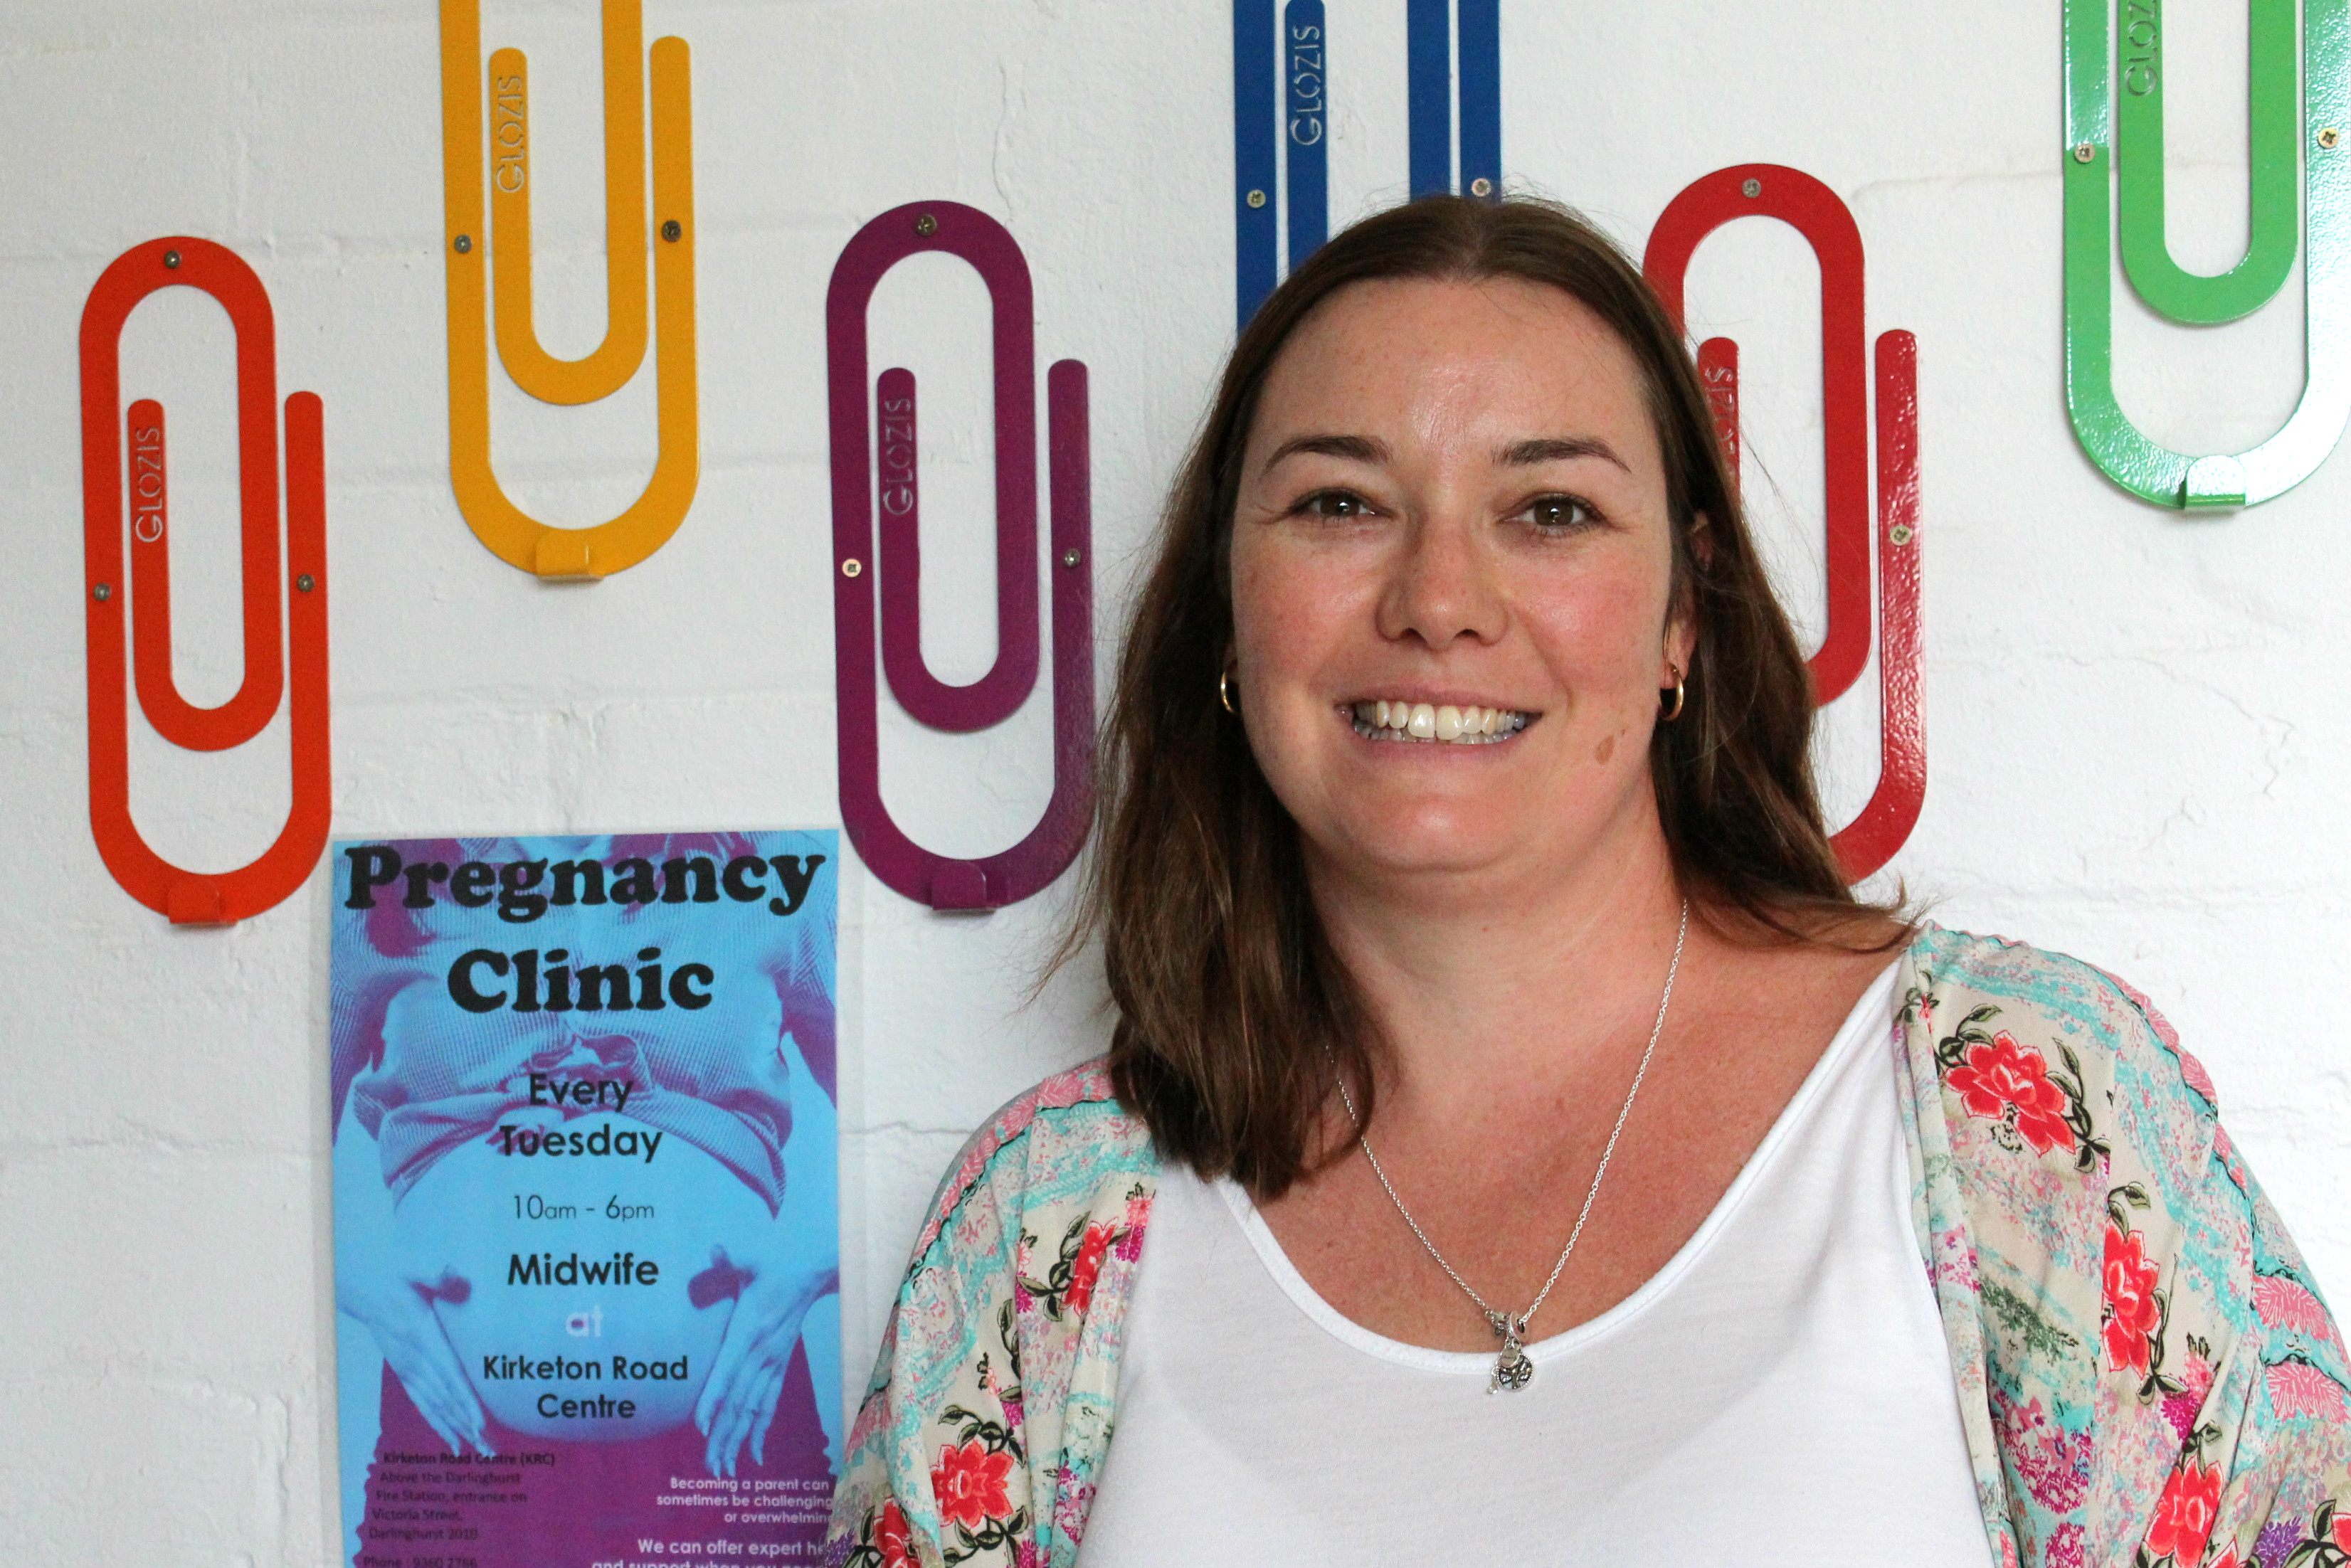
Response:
[1376,508,1506,650]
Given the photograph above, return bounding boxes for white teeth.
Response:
[1348,699,1532,745]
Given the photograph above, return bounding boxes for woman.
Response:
[824,198,2351,1567]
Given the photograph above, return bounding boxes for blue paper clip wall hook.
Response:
[1233,0,1500,328]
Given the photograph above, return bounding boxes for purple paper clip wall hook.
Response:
[826,202,1095,911]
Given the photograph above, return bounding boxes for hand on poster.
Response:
[337,1253,492,1456]
[694,1235,840,1477]
[698,1023,840,1478]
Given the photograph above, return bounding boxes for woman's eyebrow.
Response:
[1499,435,1629,470]
[1260,433,1390,474]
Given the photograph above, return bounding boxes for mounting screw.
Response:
[1246,189,1267,208]
[1888,524,1914,546]
[914,213,938,236]
[2073,143,2097,163]
[2323,127,2342,149]
[1060,549,1082,568]
[296,573,316,593]
[661,218,682,241]
[841,558,862,577]
[163,250,181,269]
[93,582,112,601]
[1740,177,1761,198]
[454,233,473,253]
[1469,176,1494,198]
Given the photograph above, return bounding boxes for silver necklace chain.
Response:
[1333,899,1689,1393]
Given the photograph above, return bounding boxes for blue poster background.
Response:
[329,831,841,1568]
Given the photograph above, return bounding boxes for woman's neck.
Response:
[1304,807,1697,1131]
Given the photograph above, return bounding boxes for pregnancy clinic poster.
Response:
[329,832,842,1568]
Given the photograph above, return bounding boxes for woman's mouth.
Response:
[1347,699,1533,746]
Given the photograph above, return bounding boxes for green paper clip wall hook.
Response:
[2116,0,2299,322]
[2064,0,2351,509]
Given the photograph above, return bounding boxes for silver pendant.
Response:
[1485,1312,1534,1394]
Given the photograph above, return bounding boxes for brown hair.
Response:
[1074,194,1893,1198]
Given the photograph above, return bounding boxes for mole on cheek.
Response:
[1594,733,1617,764]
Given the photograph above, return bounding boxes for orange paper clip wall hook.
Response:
[80,238,332,926]
[1644,166,1925,882]
[440,0,697,580]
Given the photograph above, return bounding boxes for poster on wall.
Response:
[329,831,842,1568]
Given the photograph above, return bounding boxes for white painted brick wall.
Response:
[4,0,2345,1559]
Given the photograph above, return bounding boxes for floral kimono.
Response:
[824,926,2351,1567]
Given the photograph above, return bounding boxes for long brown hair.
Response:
[1074,194,1891,1198]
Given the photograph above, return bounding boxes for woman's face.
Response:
[1229,275,1691,891]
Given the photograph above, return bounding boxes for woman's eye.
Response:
[1521,494,1595,530]
[1297,490,1373,521]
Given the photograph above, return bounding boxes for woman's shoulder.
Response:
[1904,921,2163,1017]
[833,1064,1160,1566]
[1892,935,2351,1561]
[1896,923,2250,1264]
[899,1058,1158,1277]
[1901,921,2219,1113]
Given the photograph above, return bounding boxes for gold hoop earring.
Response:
[1220,668,1239,715]
[1661,667,1686,724]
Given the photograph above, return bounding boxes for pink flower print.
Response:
[1993,1387,2089,1512]
[2143,1460,2223,1565]
[1947,1032,2078,1155]
[875,1500,915,1568]
[2254,1273,2336,1341]
[2182,1345,2217,1401]
[2174,1048,2219,1106]
[1053,1468,1096,1545]
[1114,1194,1153,1263]
[931,1439,1017,1535]
[2104,1222,2164,1377]
[2266,1359,2350,1421]
[1064,1223,1116,1316]
[2164,1346,2217,1441]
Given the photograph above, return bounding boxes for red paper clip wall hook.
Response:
[826,203,1094,911]
[1643,167,1923,882]
[80,237,331,925]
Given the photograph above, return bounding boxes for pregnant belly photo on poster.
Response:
[396,1110,773,1441]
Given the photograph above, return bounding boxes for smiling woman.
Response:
[824,198,2351,1568]
[1101,201,1861,1204]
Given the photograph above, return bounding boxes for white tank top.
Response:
[1080,963,1991,1567]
